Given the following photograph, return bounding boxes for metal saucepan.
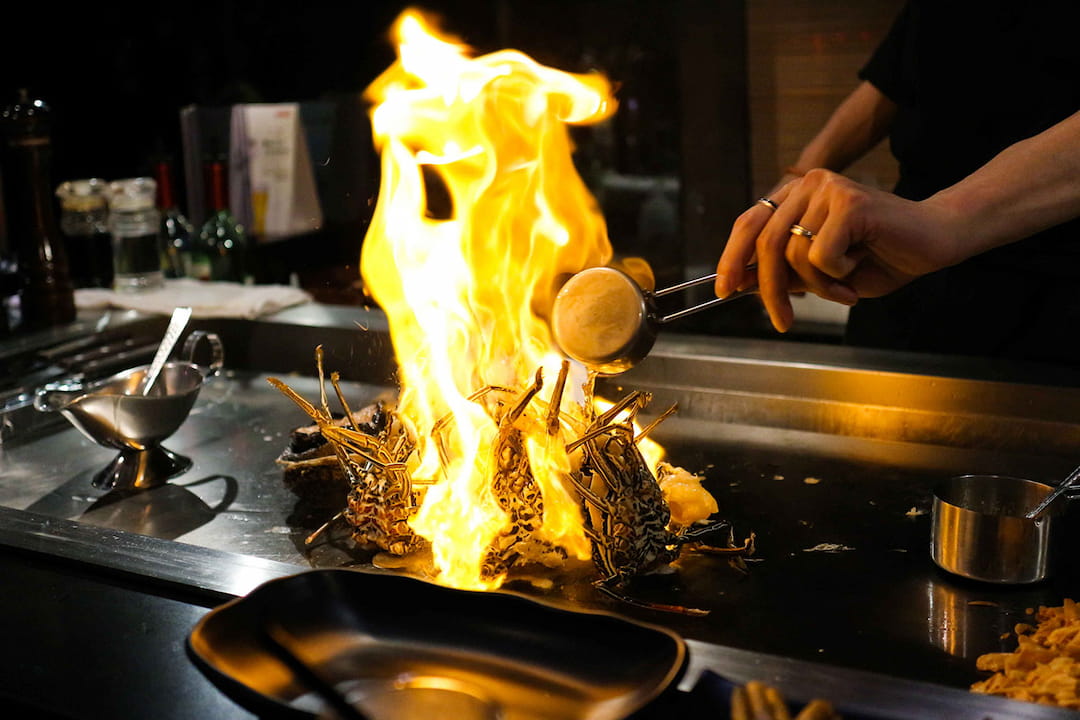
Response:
[551,266,756,375]
[931,473,1080,584]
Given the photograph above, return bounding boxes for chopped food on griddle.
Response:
[973,597,1080,709]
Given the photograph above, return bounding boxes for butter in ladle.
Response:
[552,263,760,375]
[551,266,654,374]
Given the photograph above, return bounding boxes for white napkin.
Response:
[75,278,312,319]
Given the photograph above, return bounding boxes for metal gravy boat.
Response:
[34,331,224,492]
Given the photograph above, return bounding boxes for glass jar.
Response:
[56,178,113,289]
[105,177,164,292]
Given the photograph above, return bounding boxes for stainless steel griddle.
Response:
[2,304,1079,719]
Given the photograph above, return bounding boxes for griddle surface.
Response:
[563,420,1080,691]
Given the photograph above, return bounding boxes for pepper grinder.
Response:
[0,90,75,331]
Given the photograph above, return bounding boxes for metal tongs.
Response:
[551,266,757,375]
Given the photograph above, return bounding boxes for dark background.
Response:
[2,1,902,339]
[1,1,686,290]
[0,1,682,181]
[3,2,477,184]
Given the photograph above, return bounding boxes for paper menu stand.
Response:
[229,103,324,242]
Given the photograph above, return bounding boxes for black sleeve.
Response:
[858,1,912,104]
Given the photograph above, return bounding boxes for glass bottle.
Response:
[105,177,165,292]
[0,90,75,330]
[55,178,113,289]
[153,159,194,279]
[197,158,247,283]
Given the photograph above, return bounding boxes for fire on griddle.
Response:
[270,10,753,614]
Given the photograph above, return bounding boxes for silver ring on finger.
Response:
[756,197,778,211]
[789,223,815,239]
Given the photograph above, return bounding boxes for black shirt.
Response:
[845,1,1080,364]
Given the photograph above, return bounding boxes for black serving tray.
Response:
[188,568,687,719]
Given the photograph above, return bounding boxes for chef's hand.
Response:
[715,169,961,332]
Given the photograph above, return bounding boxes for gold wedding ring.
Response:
[756,197,778,211]
[789,224,815,239]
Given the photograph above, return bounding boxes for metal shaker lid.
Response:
[106,177,158,211]
[56,178,109,211]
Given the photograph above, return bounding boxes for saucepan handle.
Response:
[182,331,225,379]
[652,264,758,324]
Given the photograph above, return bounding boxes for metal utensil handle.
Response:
[260,619,370,720]
[1025,462,1080,519]
[659,287,758,324]
[142,306,193,396]
[654,265,758,324]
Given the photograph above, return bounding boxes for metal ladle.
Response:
[143,306,193,395]
[1025,463,1080,519]
[551,266,756,375]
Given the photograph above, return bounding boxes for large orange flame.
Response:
[360,11,630,589]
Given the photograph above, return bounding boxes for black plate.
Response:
[188,569,687,719]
